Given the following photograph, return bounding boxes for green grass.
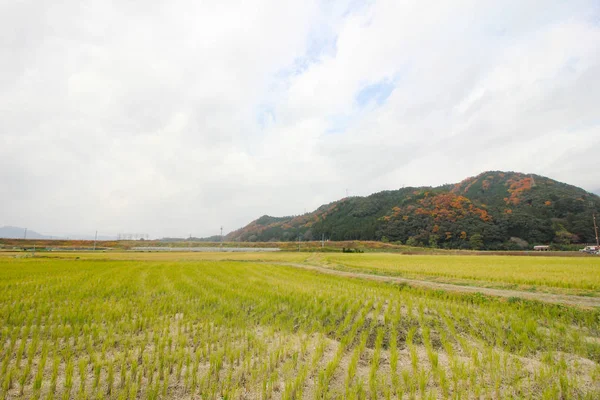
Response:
[0,254,599,398]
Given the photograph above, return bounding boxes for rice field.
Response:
[1,253,599,399]
[316,253,600,296]
[26,250,600,295]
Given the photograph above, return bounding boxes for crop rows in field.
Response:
[26,251,600,296]
[1,257,600,399]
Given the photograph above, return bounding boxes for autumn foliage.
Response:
[385,192,492,223]
[504,177,534,205]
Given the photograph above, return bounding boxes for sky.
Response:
[1,0,599,239]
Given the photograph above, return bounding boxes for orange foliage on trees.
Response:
[504,177,533,205]
[451,176,476,194]
[462,179,479,194]
[383,192,492,223]
[414,193,492,222]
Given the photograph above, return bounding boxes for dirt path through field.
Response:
[269,262,600,308]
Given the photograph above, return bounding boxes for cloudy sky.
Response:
[1,0,599,238]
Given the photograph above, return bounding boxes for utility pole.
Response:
[298,234,301,252]
[594,212,599,247]
[220,226,223,251]
[93,230,97,251]
[321,233,324,248]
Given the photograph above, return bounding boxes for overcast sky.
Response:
[1,0,599,238]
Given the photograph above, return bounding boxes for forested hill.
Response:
[226,171,600,250]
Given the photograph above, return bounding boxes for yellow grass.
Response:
[7,250,599,294]
[318,253,600,294]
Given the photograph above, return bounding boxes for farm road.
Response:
[269,262,600,308]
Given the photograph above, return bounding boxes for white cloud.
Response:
[1,0,599,237]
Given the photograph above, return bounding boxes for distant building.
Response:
[533,245,550,251]
[579,246,599,254]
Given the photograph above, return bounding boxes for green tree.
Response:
[469,233,484,250]
[406,236,419,247]
[554,229,575,244]
[429,234,439,248]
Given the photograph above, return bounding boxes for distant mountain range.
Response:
[227,171,600,250]
[0,226,116,240]
[0,226,48,239]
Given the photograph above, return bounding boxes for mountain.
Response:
[226,171,600,250]
[0,226,49,239]
[0,226,116,240]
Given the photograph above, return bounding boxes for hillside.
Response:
[226,171,600,250]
